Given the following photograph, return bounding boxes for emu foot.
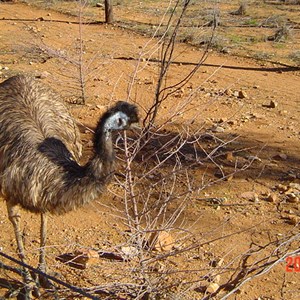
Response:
[18,270,39,299]
[33,265,55,290]
[36,273,54,290]
[18,278,38,300]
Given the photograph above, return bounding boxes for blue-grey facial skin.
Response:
[104,111,130,139]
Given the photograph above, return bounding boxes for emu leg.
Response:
[37,213,53,288]
[6,202,35,299]
[38,213,47,273]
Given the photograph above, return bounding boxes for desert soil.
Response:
[0,1,299,299]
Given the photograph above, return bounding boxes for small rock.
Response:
[96,3,104,8]
[225,88,233,96]
[232,90,239,97]
[212,126,225,133]
[289,183,300,191]
[227,120,237,125]
[217,258,224,266]
[287,215,300,225]
[221,47,230,54]
[144,78,153,85]
[266,193,277,203]
[207,282,219,294]
[238,90,248,99]
[276,184,288,192]
[57,249,99,269]
[214,275,221,283]
[273,153,288,161]
[148,231,175,252]
[286,193,299,203]
[269,100,278,108]
[121,246,139,259]
[240,191,259,202]
[218,117,227,123]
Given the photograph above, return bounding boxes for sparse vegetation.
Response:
[289,50,300,64]
[231,1,248,16]
[268,24,292,42]
[21,0,300,65]
[253,51,275,60]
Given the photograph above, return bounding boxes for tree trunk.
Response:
[104,0,114,24]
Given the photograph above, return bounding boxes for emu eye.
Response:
[118,118,123,126]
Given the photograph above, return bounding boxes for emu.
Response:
[0,75,139,294]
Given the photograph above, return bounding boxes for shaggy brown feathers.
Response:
[0,75,138,214]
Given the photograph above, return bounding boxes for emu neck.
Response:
[89,127,115,179]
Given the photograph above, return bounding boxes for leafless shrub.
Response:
[231,1,248,16]
[289,50,300,65]
[30,0,106,104]
[267,24,292,41]
[260,15,287,28]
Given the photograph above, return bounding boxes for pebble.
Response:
[286,193,299,203]
[238,90,248,99]
[212,126,225,133]
[206,282,219,293]
[266,193,277,203]
[59,249,99,269]
[121,246,139,259]
[273,153,287,161]
[148,231,175,252]
[287,215,300,225]
[240,191,259,202]
[233,91,239,97]
[214,275,221,283]
[276,184,288,192]
[225,88,233,96]
[227,120,237,125]
[289,183,300,190]
[269,100,278,108]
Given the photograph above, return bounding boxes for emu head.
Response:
[102,101,139,136]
